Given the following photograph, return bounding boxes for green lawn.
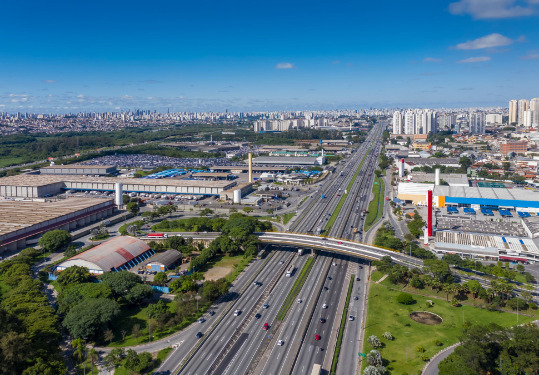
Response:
[370,270,384,283]
[362,282,537,374]
[364,175,385,232]
[0,157,27,168]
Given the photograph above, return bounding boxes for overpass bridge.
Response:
[140,231,423,267]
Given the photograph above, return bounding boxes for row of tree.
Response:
[442,254,536,283]
[374,222,435,259]
[0,247,66,374]
[374,256,537,311]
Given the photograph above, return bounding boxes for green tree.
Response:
[21,358,66,375]
[63,298,120,339]
[99,271,143,299]
[56,266,92,288]
[396,292,415,305]
[126,202,140,215]
[38,230,72,253]
[459,156,472,171]
[124,350,153,375]
[125,284,153,306]
[153,272,168,286]
[103,348,125,370]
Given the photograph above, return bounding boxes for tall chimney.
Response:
[427,190,433,237]
[248,153,253,183]
[435,168,441,186]
[398,158,404,178]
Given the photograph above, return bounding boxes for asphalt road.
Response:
[177,250,296,375]
[291,255,349,375]
[259,255,330,375]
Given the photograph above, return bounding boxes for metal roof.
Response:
[434,186,539,208]
[60,236,149,272]
[146,250,182,267]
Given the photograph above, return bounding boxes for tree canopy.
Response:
[38,230,72,253]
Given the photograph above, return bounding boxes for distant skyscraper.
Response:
[392,111,403,134]
[518,99,529,125]
[509,100,518,124]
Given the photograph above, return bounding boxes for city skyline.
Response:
[1,0,539,112]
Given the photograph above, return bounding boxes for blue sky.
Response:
[1,0,538,112]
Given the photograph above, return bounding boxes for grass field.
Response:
[0,157,27,168]
[364,175,385,232]
[362,282,537,374]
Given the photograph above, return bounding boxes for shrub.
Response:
[396,292,415,305]
[416,345,425,353]
[434,339,443,346]
[383,331,393,340]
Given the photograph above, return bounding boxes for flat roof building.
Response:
[252,156,323,166]
[40,164,117,176]
[56,236,155,275]
[0,174,237,198]
[0,198,115,255]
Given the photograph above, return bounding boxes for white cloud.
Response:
[454,33,518,50]
[423,57,442,62]
[275,62,294,69]
[457,56,492,63]
[449,0,536,19]
[521,51,539,59]
[42,79,56,83]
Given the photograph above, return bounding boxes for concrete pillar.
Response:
[85,217,91,225]
[77,219,85,227]
[91,214,97,222]
[70,222,77,230]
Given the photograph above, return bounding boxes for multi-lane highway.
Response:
[155,120,391,375]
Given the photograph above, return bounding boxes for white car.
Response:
[234,309,241,316]
[322,304,328,309]
[349,315,355,321]
[277,340,284,346]
[199,317,206,323]
[297,299,302,303]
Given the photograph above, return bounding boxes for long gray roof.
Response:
[146,249,182,267]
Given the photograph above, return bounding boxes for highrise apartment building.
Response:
[404,111,416,134]
[509,100,518,124]
[518,99,529,125]
[469,112,485,134]
[392,111,403,134]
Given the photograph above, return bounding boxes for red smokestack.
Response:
[428,190,433,237]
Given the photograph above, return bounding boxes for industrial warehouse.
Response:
[0,198,115,255]
[40,164,118,176]
[56,236,156,275]
[0,174,237,198]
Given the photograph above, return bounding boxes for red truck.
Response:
[147,233,168,238]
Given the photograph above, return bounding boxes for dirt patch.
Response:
[409,311,443,325]
[204,266,233,281]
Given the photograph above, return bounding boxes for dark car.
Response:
[319,318,326,323]
[255,313,261,319]
[196,332,203,338]
[208,310,215,316]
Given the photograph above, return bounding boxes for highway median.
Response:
[276,256,315,321]
[329,274,354,375]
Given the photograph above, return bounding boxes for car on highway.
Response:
[263,303,269,309]
[337,241,343,244]
[328,275,332,279]
[349,315,355,321]
[319,318,326,323]
[315,334,321,341]
[324,286,328,290]
[263,323,269,330]
[194,232,199,234]
[196,332,203,338]
[277,340,284,346]
[234,309,241,316]
[280,260,285,264]
[255,313,261,319]
[199,317,205,323]
[353,296,359,300]
[297,298,302,303]
[253,281,261,286]
[322,303,328,309]
[208,310,215,316]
